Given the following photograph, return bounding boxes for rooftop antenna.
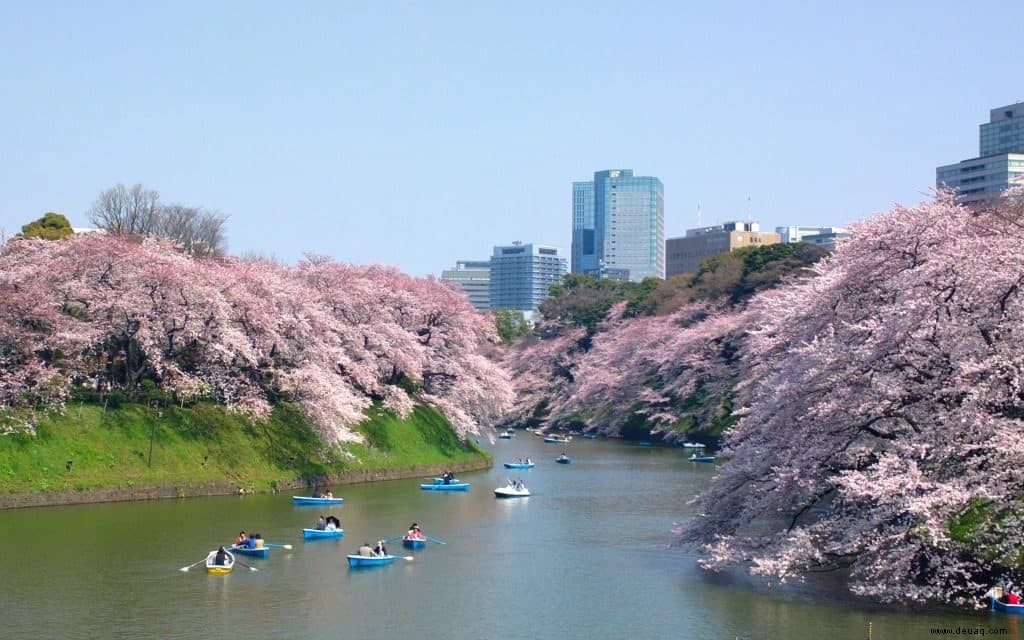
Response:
[746,196,752,223]
[696,203,702,228]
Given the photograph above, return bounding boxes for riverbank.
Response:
[0,400,491,509]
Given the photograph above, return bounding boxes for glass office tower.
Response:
[937,102,1024,204]
[571,169,664,281]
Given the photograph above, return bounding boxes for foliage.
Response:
[493,309,532,344]
[21,212,73,241]
[0,234,513,444]
[86,183,229,256]
[0,401,487,494]
[686,190,1024,606]
[502,243,824,439]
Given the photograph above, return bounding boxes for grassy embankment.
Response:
[0,401,487,495]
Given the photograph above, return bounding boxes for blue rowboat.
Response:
[292,496,343,505]
[503,462,535,469]
[402,537,427,550]
[228,544,269,558]
[689,455,716,463]
[583,434,598,439]
[420,480,470,491]
[992,597,1024,613]
[637,441,652,447]
[347,554,397,568]
[556,455,572,464]
[303,528,345,539]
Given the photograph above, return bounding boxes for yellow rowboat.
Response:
[205,549,235,575]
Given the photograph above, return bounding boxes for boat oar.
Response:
[179,557,208,572]
[383,535,405,543]
[263,543,293,550]
[400,555,415,561]
[233,558,258,572]
[425,536,446,545]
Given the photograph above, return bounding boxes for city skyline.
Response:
[2,2,1022,277]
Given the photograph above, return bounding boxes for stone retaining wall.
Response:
[0,457,491,510]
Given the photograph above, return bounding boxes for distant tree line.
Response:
[87,183,229,257]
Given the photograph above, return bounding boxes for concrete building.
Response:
[666,221,780,277]
[937,102,1024,204]
[776,225,851,251]
[489,242,567,313]
[440,260,491,311]
[571,169,664,282]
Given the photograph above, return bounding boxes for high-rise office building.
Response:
[666,221,780,277]
[489,242,567,314]
[440,260,491,311]
[936,102,1024,204]
[571,181,596,274]
[571,169,664,281]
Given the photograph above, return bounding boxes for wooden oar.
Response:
[179,556,208,572]
[263,542,293,550]
[399,555,415,561]
[425,535,446,545]
[383,535,405,543]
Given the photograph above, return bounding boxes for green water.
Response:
[1,435,1017,639]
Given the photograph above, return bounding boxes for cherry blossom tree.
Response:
[0,234,512,443]
[686,191,1024,606]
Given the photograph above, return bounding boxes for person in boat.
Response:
[358,542,375,557]
[234,531,248,547]
[312,489,321,498]
[525,458,531,464]
[325,515,340,531]
[315,515,327,531]
[407,523,424,540]
[250,533,262,549]
[214,546,229,566]
[515,479,525,490]
[373,540,388,557]
[1007,591,1021,605]
[442,470,454,485]
[324,490,333,499]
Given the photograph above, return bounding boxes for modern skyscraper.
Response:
[489,242,567,314]
[571,181,596,274]
[571,169,664,281]
[440,260,491,311]
[936,102,1024,204]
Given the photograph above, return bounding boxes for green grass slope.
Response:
[0,402,487,495]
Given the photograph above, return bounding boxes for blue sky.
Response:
[1,1,1020,276]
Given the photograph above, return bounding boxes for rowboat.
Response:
[681,442,706,449]
[689,454,716,463]
[498,429,515,439]
[556,455,572,464]
[206,549,234,575]
[988,587,1024,613]
[402,537,427,549]
[637,441,652,447]
[544,436,570,444]
[583,434,598,439]
[292,496,343,505]
[421,478,470,491]
[228,544,269,558]
[503,461,535,469]
[495,484,530,498]
[347,554,397,568]
[991,597,1024,613]
[302,527,345,539]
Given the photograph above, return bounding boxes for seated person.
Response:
[325,515,340,531]
[358,542,375,557]
[234,531,248,547]
[214,546,229,566]
[1008,591,1021,605]
[324,491,333,499]
[312,489,321,498]
[315,515,326,531]
[251,533,263,549]
[373,540,388,557]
